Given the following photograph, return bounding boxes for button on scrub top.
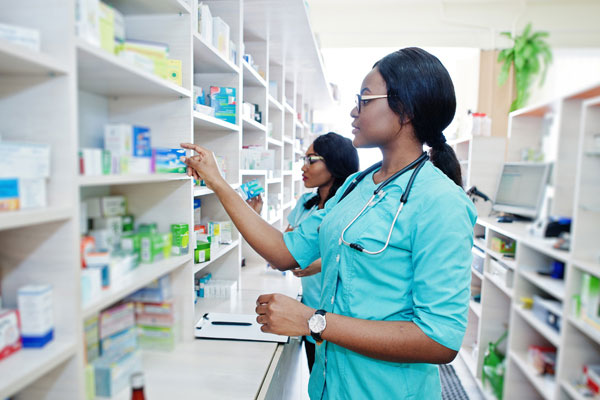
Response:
[287,192,321,344]
[283,161,477,400]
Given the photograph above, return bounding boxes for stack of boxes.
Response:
[194,273,237,301]
[0,22,40,52]
[0,141,50,212]
[193,84,237,126]
[241,146,275,174]
[80,194,189,306]
[197,2,237,64]
[92,303,141,397]
[79,124,186,176]
[76,0,182,86]
[131,277,177,351]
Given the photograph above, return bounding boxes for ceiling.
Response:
[306,0,600,49]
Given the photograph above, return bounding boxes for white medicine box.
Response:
[17,284,54,347]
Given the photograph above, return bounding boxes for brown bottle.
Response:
[130,372,146,400]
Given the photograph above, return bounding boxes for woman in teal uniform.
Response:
[181,47,477,399]
[286,132,359,372]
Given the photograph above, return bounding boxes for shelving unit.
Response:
[0,0,330,398]
[459,84,600,400]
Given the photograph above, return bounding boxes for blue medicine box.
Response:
[153,148,186,173]
[132,125,151,157]
[210,86,237,124]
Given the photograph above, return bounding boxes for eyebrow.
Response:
[360,87,371,94]
[305,153,319,157]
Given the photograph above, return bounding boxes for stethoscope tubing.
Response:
[339,153,428,254]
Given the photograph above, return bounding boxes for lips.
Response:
[302,175,308,181]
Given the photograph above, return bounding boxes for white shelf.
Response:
[267,137,283,147]
[510,351,556,400]
[560,379,590,400]
[584,149,600,156]
[0,206,72,231]
[470,300,482,318]
[294,148,304,156]
[472,267,484,280]
[267,178,281,185]
[241,169,267,175]
[282,170,293,175]
[0,338,76,399]
[487,249,516,269]
[283,136,293,145]
[474,237,487,251]
[242,60,267,88]
[484,271,513,298]
[106,0,190,14]
[242,116,267,132]
[0,39,68,76]
[82,254,191,319]
[79,174,190,187]
[193,183,239,197]
[283,201,294,209]
[472,246,485,259]
[268,214,282,225]
[568,315,600,347]
[458,346,477,379]
[520,270,566,300]
[514,306,561,347]
[194,111,240,132]
[193,240,239,274]
[284,102,295,115]
[268,95,283,111]
[572,258,600,278]
[76,39,190,98]
[193,33,239,74]
[302,121,310,130]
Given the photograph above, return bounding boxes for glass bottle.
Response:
[130,372,146,400]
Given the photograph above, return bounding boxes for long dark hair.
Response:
[305,132,359,209]
[374,47,463,187]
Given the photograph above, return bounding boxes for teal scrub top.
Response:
[283,161,477,400]
[287,192,321,344]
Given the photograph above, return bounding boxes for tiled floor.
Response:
[451,355,486,400]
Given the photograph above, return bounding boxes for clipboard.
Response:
[195,312,289,343]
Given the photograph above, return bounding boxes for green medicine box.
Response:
[171,224,189,255]
[195,241,210,263]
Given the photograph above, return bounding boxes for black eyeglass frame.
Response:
[354,94,389,113]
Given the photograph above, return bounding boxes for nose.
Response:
[350,105,359,119]
[301,163,308,172]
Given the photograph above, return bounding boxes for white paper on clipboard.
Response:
[195,312,289,343]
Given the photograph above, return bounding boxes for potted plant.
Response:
[497,23,553,112]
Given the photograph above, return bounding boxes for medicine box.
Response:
[0,22,40,52]
[17,284,54,347]
[197,2,213,43]
[86,196,127,218]
[137,325,176,351]
[104,124,151,158]
[171,224,189,255]
[84,315,100,363]
[581,273,600,326]
[532,295,562,333]
[98,1,115,54]
[140,232,172,263]
[94,350,142,397]
[211,16,230,56]
[195,241,211,263]
[210,86,236,124]
[0,141,51,179]
[490,237,515,254]
[0,309,22,361]
[238,179,264,201]
[100,326,137,359]
[167,59,182,86]
[128,275,172,303]
[99,302,135,340]
[0,178,19,211]
[153,148,187,173]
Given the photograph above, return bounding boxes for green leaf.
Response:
[500,31,513,39]
[522,23,532,39]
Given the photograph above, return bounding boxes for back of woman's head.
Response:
[305,132,359,209]
[374,47,463,187]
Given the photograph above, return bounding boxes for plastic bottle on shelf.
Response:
[130,372,146,400]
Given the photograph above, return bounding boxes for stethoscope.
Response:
[338,152,429,254]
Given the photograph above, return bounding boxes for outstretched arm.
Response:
[181,143,298,270]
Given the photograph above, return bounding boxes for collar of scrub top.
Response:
[338,152,429,254]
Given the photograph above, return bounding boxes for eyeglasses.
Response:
[355,93,389,113]
[301,155,324,166]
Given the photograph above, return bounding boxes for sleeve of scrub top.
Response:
[282,173,358,269]
[410,191,476,351]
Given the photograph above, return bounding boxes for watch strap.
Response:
[310,309,327,343]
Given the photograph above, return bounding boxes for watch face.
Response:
[309,314,326,333]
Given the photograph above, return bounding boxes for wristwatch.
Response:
[308,309,327,343]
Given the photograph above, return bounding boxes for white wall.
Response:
[315,47,480,168]
[527,48,600,106]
